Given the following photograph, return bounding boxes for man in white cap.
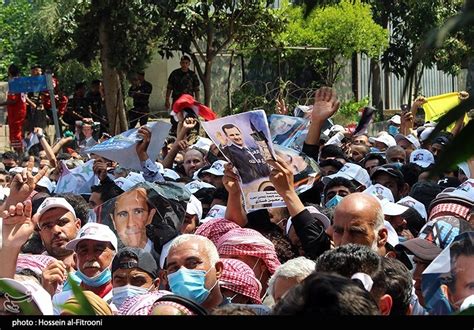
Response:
[181,195,203,234]
[36,196,89,294]
[52,222,117,314]
[197,160,227,188]
[395,133,420,159]
[369,133,397,152]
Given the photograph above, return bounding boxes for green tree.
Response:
[280,0,388,86]
[159,0,285,107]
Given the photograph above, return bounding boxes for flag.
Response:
[422,92,469,131]
[171,94,217,121]
[54,159,98,194]
[8,76,48,94]
[85,121,171,171]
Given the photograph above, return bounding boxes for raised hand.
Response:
[268,157,295,196]
[1,200,36,250]
[182,117,197,132]
[311,87,340,123]
[135,125,152,161]
[7,161,48,206]
[276,96,288,115]
[92,159,108,181]
[216,131,228,146]
[42,260,68,296]
[222,163,241,196]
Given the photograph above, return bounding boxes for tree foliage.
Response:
[158,0,286,106]
[279,0,388,86]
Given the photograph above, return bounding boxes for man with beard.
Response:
[36,196,88,295]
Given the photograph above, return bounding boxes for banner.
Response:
[54,159,98,194]
[8,76,48,93]
[268,114,309,152]
[422,92,468,131]
[85,121,171,171]
[202,110,284,212]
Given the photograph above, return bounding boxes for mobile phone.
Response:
[401,104,409,113]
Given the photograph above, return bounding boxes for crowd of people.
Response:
[0,66,473,316]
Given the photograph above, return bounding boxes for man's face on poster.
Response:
[112,188,156,248]
[273,118,296,136]
[224,127,244,146]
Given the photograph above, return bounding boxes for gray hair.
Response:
[169,234,220,266]
[267,256,316,298]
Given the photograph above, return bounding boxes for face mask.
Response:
[167,266,217,304]
[112,285,149,307]
[88,209,97,223]
[369,147,380,153]
[392,162,403,170]
[75,267,112,287]
[388,125,399,136]
[325,194,344,208]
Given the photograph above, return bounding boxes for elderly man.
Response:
[111,247,159,309]
[331,192,389,256]
[165,234,224,310]
[52,223,117,314]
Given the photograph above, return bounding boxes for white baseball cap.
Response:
[162,168,181,181]
[36,197,76,220]
[384,220,400,247]
[419,127,435,142]
[397,196,428,220]
[322,163,371,188]
[395,134,420,149]
[409,149,435,168]
[65,223,118,251]
[36,176,55,194]
[201,204,227,223]
[185,180,215,194]
[192,137,213,153]
[437,179,474,203]
[363,184,395,203]
[380,198,408,217]
[0,278,53,315]
[458,162,471,178]
[202,160,227,177]
[186,194,203,221]
[389,115,401,125]
[369,134,397,148]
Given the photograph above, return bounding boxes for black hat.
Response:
[371,164,404,182]
[112,247,158,278]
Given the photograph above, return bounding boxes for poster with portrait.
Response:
[86,121,171,171]
[273,145,321,194]
[96,181,190,257]
[421,231,474,315]
[202,110,285,211]
[268,114,309,152]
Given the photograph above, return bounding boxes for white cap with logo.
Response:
[36,197,76,220]
[65,223,118,251]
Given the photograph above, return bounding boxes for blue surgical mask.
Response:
[325,195,344,208]
[88,208,97,223]
[167,266,217,304]
[388,125,399,136]
[75,267,112,287]
[62,272,82,291]
[392,162,403,170]
[369,147,380,153]
[112,285,149,307]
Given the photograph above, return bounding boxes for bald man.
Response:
[331,193,389,256]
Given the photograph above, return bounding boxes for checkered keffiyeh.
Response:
[429,202,470,221]
[118,290,172,315]
[194,218,240,246]
[16,254,57,276]
[151,300,195,315]
[217,228,281,275]
[220,258,262,304]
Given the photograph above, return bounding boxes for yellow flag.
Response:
[422,92,468,131]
